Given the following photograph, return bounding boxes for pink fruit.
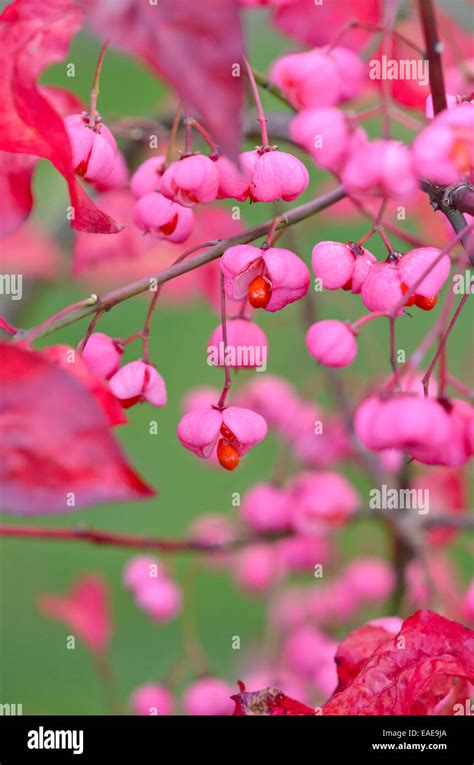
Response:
[290,107,367,174]
[270,49,341,109]
[221,244,310,312]
[412,103,474,185]
[134,578,182,622]
[233,543,282,593]
[81,332,122,379]
[342,139,418,201]
[241,482,290,532]
[130,156,166,198]
[177,405,267,468]
[133,192,194,243]
[183,677,235,716]
[94,151,129,192]
[160,154,219,206]
[123,555,166,591]
[306,320,357,367]
[240,148,309,202]
[215,155,249,201]
[109,360,167,408]
[398,247,451,298]
[207,318,268,369]
[290,471,360,532]
[312,240,375,291]
[64,113,117,182]
[354,394,452,453]
[130,684,174,716]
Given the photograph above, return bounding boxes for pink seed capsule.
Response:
[81,332,122,379]
[64,113,118,182]
[134,578,182,622]
[133,192,194,243]
[130,156,166,198]
[108,360,167,408]
[130,684,174,716]
[183,677,235,716]
[311,241,356,290]
[240,148,309,202]
[306,320,357,368]
[159,154,219,207]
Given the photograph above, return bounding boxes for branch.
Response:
[418,0,447,114]
[0,524,286,554]
[15,185,345,343]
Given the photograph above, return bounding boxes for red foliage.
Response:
[232,611,474,716]
[0,0,121,233]
[273,0,381,50]
[82,0,245,157]
[0,342,154,514]
[323,610,474,715]
[39,575,111,653]
[333,623,395,692]
[40,344,127,427]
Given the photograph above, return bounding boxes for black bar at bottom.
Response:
[0,714,471,762]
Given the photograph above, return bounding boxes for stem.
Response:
[77,310,105,354]
[185,117,219,157]
[375,224,395,255]
[263,214,288,248]
[93,652,120,715]
[251,68,296,112]
[351,311,387,331]
[0,524,288,553]
[445,374,474,401]
[217,272,231,410]
[353,199,427,248]
[244,56,270,148]
[15,186,346,343]
[165,103,182,165]
[184,117,193,155]
[25,296,101,343]
[142,288,160,363]
[389,316,399,385]
[327,18,425,57]
[421,293,470,396]
[88,41,109,130]
[418,0,447,114]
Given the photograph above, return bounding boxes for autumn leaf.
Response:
[82,0,245,158]
[0,0,122,233]
[323,610,474,715]
[0,342,154,514]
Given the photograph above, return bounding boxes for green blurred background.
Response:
[0,10,472,714]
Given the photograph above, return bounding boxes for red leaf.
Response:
[272,0,381,50]
[0,151,36,237]
[322,610,474,715]
[0,0,122,234]
[231,685,315,716]
[0,342,154,514]
[333,624,397,693]
[82,0,244,158]
[39,574,111,653]
[40,344,127,427]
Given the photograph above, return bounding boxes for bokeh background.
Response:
[0,4,472,714]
